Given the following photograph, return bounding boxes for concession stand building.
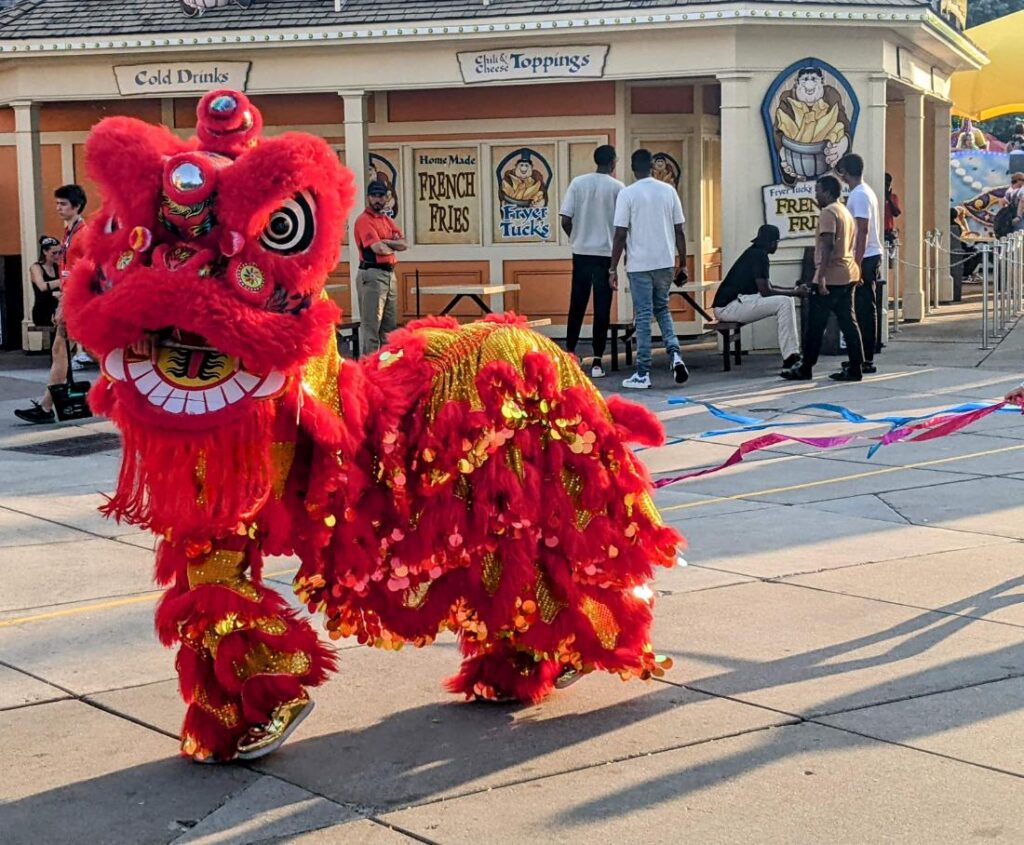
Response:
[0,0,982,351]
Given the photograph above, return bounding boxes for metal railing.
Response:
[978,230,1024,350]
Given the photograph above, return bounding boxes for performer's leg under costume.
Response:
[155,536,335,762]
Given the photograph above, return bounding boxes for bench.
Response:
[708,321,745,371]
[608,322,635,372]
[335,319,361,359]
[26,323,57,356]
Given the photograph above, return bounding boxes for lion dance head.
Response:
[64,91,356,539]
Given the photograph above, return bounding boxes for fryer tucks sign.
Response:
[458,46,609,84]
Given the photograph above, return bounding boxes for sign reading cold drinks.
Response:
[114,62,251,95]
[414,147,481,245]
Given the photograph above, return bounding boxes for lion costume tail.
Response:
[298,314,682,702]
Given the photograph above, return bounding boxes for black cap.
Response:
[367,180,389,197]
[752,224,781,246]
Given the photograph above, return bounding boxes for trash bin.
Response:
[798,289,842,356]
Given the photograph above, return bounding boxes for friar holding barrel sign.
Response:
[773,66,853,185]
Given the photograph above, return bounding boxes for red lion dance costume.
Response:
[64,91,683,763]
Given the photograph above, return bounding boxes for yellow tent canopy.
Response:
[951,11,1024,121]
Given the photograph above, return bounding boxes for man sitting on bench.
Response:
[712,224,804,370]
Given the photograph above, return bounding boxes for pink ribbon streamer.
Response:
[653,402,1011,489]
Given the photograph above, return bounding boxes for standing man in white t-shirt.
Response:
[560,145,624,378]
[609,148,689,389]
[838,153,883,374]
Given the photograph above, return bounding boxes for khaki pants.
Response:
[714,294,800,361]
[357,267,398,356]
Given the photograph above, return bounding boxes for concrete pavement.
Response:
[2,300,1024,844]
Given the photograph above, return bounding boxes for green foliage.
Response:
[967,0,1024,28]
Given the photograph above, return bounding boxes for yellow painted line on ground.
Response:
[0,567,298,629]
[659,442,1024,513]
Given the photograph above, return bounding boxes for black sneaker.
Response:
[829,369,862,382]
[780,366,811,381]
[843,361,876,374]
[782,353,802,369]
[671,352,689,385]
[14,402,55,424]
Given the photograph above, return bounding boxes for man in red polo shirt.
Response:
[354,180,407,354]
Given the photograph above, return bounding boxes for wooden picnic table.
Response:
[413,283,521,317]
[669,280,720,321]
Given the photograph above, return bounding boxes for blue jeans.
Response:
[627,268,680,375]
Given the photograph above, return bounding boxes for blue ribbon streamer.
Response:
[644,398,1020,456]
[665,397,764,426]
[689,400,1015,439]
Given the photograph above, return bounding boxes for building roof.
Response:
[0,0,931,40]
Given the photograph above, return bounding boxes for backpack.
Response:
[993,202,1016,238]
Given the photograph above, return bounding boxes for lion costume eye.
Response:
[104,215,121,234]
[259,190,316,255]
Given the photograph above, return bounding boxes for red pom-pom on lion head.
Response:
[64,91,355,430]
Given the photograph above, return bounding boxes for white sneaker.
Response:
[71,359,85,372]
[72,353,92,366]
[590,361,606,379]
[622,372,651,389]
[671,352,689,385]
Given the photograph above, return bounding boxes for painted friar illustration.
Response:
[773,65,853,185]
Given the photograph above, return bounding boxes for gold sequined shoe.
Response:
[235,697,314,760]
[554,667,585,690]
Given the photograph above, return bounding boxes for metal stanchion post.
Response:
[923,231,932,316]
[1016,232,1022,315]
[891,239,900,333]
[1014,233,1020,316]
[933,231,941,310]
[993,240,1004,336]
[1011,232,1019,315]
[1016,232,1023,315]
[1003,236,1013,329]
[980,242,991,349]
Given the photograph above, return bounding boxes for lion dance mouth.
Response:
[62,89,683,766]
[102,332,285,417]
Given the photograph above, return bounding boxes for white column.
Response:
[901,92,926,321]
[933,100,954,302]
[340,90,368,321]
[688,86,707,298]
[614,80,632,323]
[717,73,755,274]
[863,76,888,214]
[718,73,761,350]
[13,101,42,349]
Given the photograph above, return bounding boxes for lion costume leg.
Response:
[155,536,334,762]
[316,317,680,705]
